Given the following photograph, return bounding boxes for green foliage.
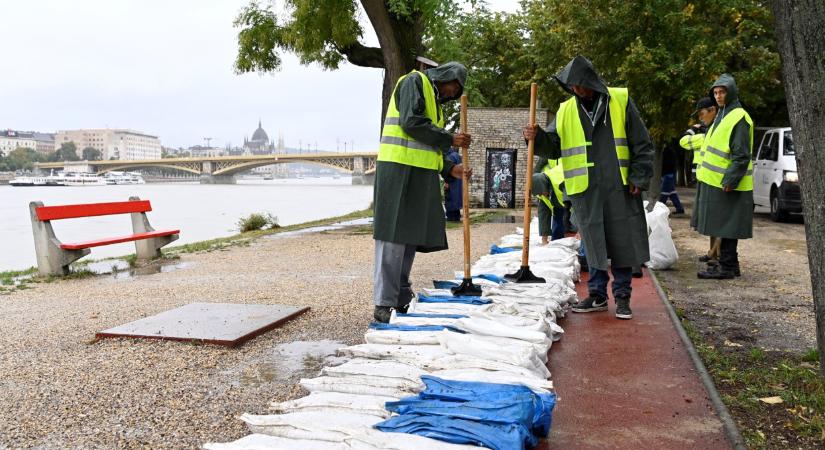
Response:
[237,212,280,232]
[2,147,44,171]
[519,0,785,143]
[81,147,102,161]
[49,142,80,162]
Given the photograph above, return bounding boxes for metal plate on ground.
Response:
[96,303,309,347]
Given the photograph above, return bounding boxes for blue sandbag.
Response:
[368,323,465,333]
[433,274,505,290]
[417,293,491,305]
[490,244,520,255]
[394,313,468,319]
[416,376,556,438]
[375,414,530,450]
[432,280,460,289]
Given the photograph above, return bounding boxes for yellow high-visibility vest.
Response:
[696,109,753,191]
[537,161,565,211]
[556,87,630,195]
[378,70,445,171]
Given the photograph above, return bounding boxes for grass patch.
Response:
[237,212,281,232]
[679,314,825,447]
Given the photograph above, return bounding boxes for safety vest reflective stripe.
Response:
[380,136,439,153]
[701,160,753,176]
[704,145,730,160]
[556,87,629,195]
[378,70,445,171]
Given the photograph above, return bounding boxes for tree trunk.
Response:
[360,0,417,130]
[770,0,825,375]
[646,142,664,212]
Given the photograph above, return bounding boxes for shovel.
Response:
[451,95,483,297]
[505,83,546,283]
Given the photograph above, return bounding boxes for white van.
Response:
[752,127,801,221]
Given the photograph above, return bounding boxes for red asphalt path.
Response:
[537,269,731,449]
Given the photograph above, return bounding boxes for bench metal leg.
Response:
[129,197,179,260]
[29,202,90,276]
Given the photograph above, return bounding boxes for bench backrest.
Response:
[35,200,152,221]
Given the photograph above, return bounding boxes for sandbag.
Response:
[270,392,397,418]
[644,200,678,270]
[240,411,379,442]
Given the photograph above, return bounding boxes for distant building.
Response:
[54,129,161,160]
[188,145,224,158]
[0,130,37,154]
[243,119,278,155]
[32,133,55,155]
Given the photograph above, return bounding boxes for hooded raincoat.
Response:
[533,56,654,270]
[693,74,754,239]
[373,63,467,252]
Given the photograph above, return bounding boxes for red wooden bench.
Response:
[29,196,179,276]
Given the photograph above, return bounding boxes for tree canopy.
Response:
[82,147,103,161]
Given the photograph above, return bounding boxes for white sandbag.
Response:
[337,343,449,366]
[424,352,551,379]
[300,375,422,397]
[407,301,485,316]
[270,392,396,418]
[644,201,679,270]
[322,359,427,384]
[437,329,550,369]
[432,368,553,393]
[204,433,347,450]
[453,316,553,345]
[363,329,442,345]
[389,313,462,327]
[467,309,550,333]
[484,281,577,306]
[347,428,482,450]
[240,411,378,442]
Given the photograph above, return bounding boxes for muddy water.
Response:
[229,340,346,387]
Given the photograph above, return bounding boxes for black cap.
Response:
[692,97,715,115]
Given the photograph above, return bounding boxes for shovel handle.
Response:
[521,83,538,266]
[460,95,472,278]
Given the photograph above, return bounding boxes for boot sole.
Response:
[616,312,633,319]
[571,305,608,313]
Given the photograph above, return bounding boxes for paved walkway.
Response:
[538,269,732,449]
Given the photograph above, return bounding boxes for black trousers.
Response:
[719,238,739,272]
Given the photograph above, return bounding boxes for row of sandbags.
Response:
[204,235,581,449]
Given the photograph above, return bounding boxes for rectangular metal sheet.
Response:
[96,302,309,347]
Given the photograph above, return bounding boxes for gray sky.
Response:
[0,0,520,151]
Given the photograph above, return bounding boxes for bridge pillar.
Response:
[199,160,236,184]
[351,157,374,185]
[200,174,236,184]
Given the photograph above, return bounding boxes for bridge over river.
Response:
[35,152,378,185]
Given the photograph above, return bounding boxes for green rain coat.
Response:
[533,56,654,270]
[693,74,754,239]
[372,62,467,252]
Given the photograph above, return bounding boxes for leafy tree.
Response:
[49,142,80,162]
[234,0,470,124]
[81,147,102,161]
[5,147,43,171]
[523,0,785,145]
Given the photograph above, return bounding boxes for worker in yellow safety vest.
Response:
[693,74,754,280]
[532,158,566,244]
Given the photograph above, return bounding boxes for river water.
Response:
[0,177,373,272]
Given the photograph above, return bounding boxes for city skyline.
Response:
[0,1,520,152]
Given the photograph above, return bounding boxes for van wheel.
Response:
[770,188,789,222]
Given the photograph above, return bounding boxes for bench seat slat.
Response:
[59,229,180,250]
[36,201,153,221]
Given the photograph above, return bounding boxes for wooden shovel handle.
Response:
[521,83,538,266]
[460,95,472,278]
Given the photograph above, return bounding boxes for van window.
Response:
[783,131,795,156]
[757,133,773,160]
[766,134,779,161]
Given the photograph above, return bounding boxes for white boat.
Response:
[59,172,107,186]
[104,171,146,185]
[8,175,61,187]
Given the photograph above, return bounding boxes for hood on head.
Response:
[709,73,739,107]
[553,56,609,96]
[425,62,467,101]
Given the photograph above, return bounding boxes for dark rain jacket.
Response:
[693,74,754,239]
[533,56,654,270]
[372,63,467,251]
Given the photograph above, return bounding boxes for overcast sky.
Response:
[0,0,520,151]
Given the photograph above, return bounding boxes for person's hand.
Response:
[452,133,472,147]
[450,164,472,179]
[629,184,642,195]
[523,125,537,141]
[723,185,733,192]
[541,236,549,245]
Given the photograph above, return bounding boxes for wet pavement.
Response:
[539,269,732,449]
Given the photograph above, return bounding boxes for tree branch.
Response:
[339,42,385,68]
